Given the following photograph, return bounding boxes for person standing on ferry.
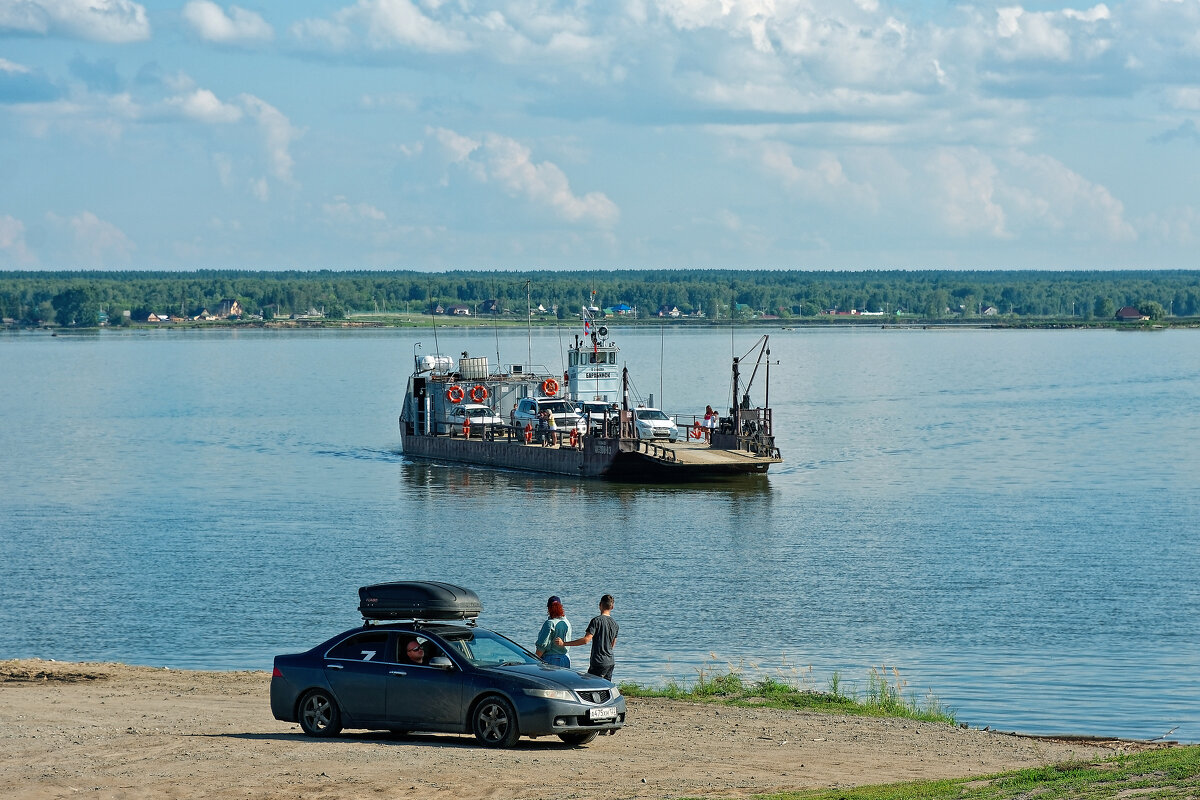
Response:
[535,596,571,667]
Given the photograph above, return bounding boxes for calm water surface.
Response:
[1,325,1197,741]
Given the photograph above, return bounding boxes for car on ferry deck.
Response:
[445,403,504,435]
[510,397,587,435]
[632,407,681,442]
[577,400,620,437]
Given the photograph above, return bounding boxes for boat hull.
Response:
[400,431,617,477]
[399,428,780,481]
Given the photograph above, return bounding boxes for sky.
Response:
[0,0,1198,270]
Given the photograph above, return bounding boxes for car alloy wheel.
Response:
[298,689,343,737]
[472,695,520,748]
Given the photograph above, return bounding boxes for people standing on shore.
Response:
[535,596,571,667]
[557,594,618,680]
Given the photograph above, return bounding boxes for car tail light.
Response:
[272,666,283,677]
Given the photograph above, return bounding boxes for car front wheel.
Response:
[298,689,342,737]
[472,695,520,748]
[558,731,598,746]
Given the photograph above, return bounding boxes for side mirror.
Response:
[429,656,454,670]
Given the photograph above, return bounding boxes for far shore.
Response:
[7,314,1200,334]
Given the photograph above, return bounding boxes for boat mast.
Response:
[731,355,740,437]
[525,280,532,372]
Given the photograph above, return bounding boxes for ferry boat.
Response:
[398,325,781,480]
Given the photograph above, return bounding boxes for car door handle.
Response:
[389,670,407,676]
[326,664,343,670]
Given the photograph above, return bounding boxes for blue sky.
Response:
[1,0,1198,270]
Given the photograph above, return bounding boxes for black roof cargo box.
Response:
[358,581,483,621]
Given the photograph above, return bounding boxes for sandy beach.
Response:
[0,658,1158,800]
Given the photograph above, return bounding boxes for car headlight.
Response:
[610,686,621,698]
[523,688,576,701]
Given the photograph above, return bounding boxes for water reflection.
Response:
[398,459,774,499]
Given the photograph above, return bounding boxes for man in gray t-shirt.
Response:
[559,594,619,680]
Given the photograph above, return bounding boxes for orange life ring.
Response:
[446,385,465,403]
[691,421,703,440]
[569,428,579,448]
[541,378,559,396]
[469,384,489,403]
[523,423,533,444]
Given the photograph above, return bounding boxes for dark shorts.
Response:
[588,662,614,681]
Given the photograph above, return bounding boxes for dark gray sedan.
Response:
[270,622,625,747]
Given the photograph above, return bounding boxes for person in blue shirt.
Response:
[535,595,571,667]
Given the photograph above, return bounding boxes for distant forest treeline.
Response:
[2,269,1199,327]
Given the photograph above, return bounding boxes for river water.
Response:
[1,325,1196,742]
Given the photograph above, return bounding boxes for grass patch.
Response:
[619,659,955,725]
[747,745,1200,800]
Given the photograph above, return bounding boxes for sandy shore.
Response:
[1,659,1151,800]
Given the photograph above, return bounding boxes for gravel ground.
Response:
[0,659,1146,800]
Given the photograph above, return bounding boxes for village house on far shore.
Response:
[1116,306,1149,321]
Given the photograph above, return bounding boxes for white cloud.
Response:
[928,149,1009,237]
[1003,151,1136,242]
[431,127,618,225]
[759,142,880,212]
[213,153,234,188]
[1063,4,1111,24]
[293,0,469,53]
[238,94,298,182]
[431,126,480,162]
[0,0,150,43]
[925,148,1135,243]
[994,7,1072,61]
[182,1,273,44]
[482,133,619,225]
[166,89,244,123]
[1168,86,1200,111]
[0,57,32,74]
[1138,205,1200,246]
[323,196,387,223]
[249,177,270,202]
[0,215,36,265]
[45,211,136,265]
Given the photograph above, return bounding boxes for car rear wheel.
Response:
[298,689,342,737]
[472,695,520,748]
[558,731,598,746]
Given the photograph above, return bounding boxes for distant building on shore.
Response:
[1116,306,1148,321]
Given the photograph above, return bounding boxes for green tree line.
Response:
[2,268,1198,327]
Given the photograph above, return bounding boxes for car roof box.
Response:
[358,581,483,621]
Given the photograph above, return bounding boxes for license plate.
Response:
[588,707,617,721]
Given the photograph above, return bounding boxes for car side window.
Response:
[326,632,391,662]
[400,636,446,666]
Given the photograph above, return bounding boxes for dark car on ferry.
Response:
[269,582,625,747]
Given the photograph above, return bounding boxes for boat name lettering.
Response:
[593,443,612,455]
[583,371,614,379]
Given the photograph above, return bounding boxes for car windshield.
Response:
[635,409,670,421]
[540,401,575,415]
[466,407,492,418]
[435,628,541,667]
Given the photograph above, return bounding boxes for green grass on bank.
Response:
[746,745,1200,800]
[619,661,955,725]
